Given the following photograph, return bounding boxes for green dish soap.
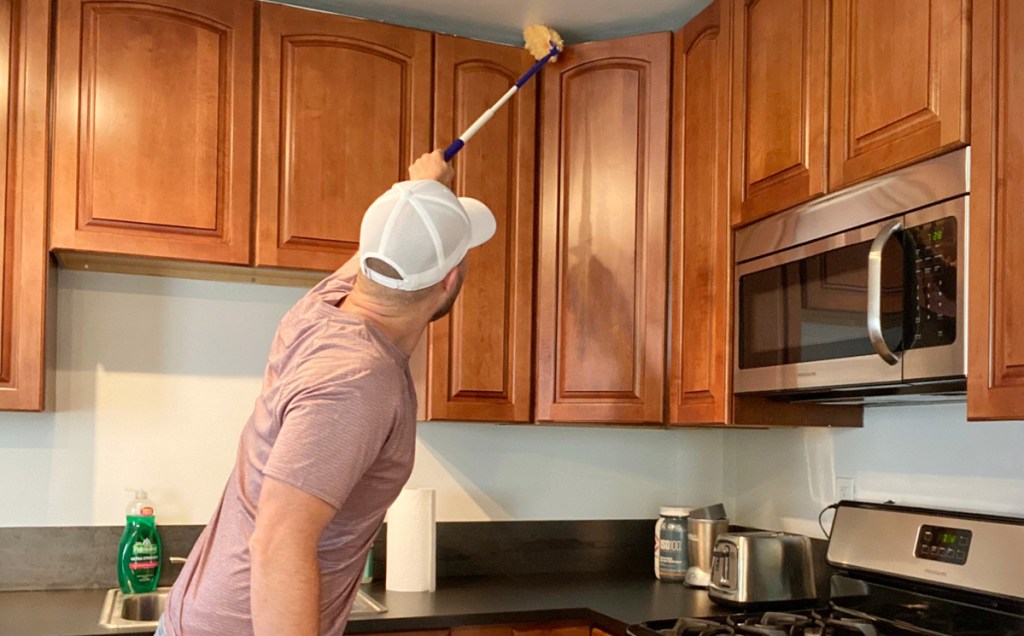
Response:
[117,489,162,594]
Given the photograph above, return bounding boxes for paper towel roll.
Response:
[385,488,436,592]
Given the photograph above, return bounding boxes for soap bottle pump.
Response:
[117,488,162,594]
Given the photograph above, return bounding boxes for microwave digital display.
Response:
[737,216,958,371]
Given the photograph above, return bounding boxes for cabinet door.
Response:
[668,0,732,426]
[513,625,589,636]
[0,0,50,411]
[731,0,827,226]
[51,0,254,264]
[829,0,969,189]
[255,4,432,271]
[427,36,535,422]
[536,33,670,424]
[968,0,1024,420]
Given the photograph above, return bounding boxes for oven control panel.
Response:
[915,524,971,565]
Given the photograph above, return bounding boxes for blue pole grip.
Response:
[443,138,465,163]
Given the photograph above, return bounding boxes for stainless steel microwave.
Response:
[733,149,969,403]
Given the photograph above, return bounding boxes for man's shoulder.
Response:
[288,328,406,388]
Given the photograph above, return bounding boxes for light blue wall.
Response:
[2,270,1021,529]
[724,404,1024,537]
[0,270,724,526]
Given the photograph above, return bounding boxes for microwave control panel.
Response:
[915,524,972,565]
[906,216,958,349]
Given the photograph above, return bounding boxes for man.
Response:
[159,150,496,636]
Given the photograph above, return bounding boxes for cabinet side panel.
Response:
[968,0,1024,419]
[669,0,732,426]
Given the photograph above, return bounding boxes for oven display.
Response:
[916,524,971,565]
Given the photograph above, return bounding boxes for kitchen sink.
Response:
[98,587,171,630]
[99,586,386,630]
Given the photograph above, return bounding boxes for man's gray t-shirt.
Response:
[163,258,417,635]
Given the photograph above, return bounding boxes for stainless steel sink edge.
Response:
[98,587,171,630]
[98,586,386,630]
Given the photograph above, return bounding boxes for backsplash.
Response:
[0,520,658,591]
[0,525,203,591]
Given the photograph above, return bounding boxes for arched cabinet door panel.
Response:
[51,0,255,264]
[536,32,670,424]
[255,3,432,272]
[425,35,536,423]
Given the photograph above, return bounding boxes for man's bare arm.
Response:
[250,476,336,636]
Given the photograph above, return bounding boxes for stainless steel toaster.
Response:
[707,531,817,608]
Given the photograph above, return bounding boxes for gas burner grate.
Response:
[728,610,822,635]
[659,616,735,635]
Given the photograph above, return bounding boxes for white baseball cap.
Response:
[358,180,496,291]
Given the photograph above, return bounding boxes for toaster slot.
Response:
[711,542,737,589]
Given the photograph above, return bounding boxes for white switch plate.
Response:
[836,477,856,501]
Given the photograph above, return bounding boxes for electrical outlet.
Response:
[836,477,856,501]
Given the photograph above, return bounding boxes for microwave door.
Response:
[734,219,905,393]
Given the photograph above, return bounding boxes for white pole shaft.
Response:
[457,85,519,144]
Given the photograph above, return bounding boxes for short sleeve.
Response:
[263,369,398,509]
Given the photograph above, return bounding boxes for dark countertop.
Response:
[0,574,728,636]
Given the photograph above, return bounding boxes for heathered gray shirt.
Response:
[163,257,417,635]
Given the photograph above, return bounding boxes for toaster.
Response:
[707,531,817,608]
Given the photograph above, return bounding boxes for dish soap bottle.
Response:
[118,489,162,594]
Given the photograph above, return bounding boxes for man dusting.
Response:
[159,151,495,636]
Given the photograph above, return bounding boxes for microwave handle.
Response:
[867,219,902,365]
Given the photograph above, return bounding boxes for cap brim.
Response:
[459,197,496,248]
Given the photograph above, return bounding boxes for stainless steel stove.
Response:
[628,502,1024,636]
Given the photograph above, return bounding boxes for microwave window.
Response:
[738,238,904,369]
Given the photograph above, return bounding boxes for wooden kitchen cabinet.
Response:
[0,0,51,411]
[360,631,450,636]
[828,0,969,189]
[452,627,511,636]
[255,3,432,271]
[359,621,594,636]
[513,624,589,636]
[967,0,1024,420]
[536,33,670,424]
[50,0,254,264]
[425,35,536,422]
[730,0,828,227]
[667,0,732,426]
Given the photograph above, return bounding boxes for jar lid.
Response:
[659,506,692,517]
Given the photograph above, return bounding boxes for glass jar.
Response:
[654,506,691,581]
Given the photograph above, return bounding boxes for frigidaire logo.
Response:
[797,372,817,377]
[925,568,948,577]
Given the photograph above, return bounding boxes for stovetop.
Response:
[631,503,1024,636]
[639,607,934,635]
[628,576,1024,636]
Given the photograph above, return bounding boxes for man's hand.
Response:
[408,150,454,188]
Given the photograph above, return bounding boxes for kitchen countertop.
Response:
[0,573,729,636]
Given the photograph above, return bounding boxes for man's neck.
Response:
[337,290,430,356]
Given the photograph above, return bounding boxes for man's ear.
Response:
[441,266,461,293]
